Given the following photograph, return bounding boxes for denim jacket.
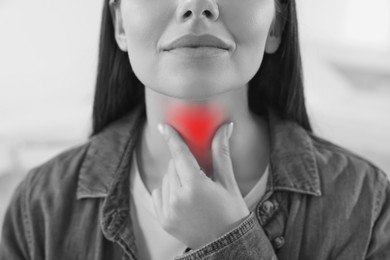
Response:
[1,104,390,260]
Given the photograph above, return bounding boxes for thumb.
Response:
[211,122,239,192]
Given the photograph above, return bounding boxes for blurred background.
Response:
[0,0,389,230]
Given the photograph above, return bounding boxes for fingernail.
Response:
[226,122,234,139]
[157,123,165,136]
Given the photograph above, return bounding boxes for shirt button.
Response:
[273,236,285,249]
[261,200,274,215]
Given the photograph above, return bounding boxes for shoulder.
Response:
[1,142,93,254]
[309,134,389,218]
[21,141,91,204]
[19,105,146,201]
[310,133,387,183]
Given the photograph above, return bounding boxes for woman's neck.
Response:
[137,86,270,193]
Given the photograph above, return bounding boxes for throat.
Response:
[165,102,224,174]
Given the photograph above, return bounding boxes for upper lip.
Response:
[162,34,233,51]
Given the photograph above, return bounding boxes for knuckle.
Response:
[211,130,229,153]
[160,217,171,230]
[169,193,181,209]
[183,186,196,201]
[212,140,229,156]
[161,209,179,232]
[220,144,230,156]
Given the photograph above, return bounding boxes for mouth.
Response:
[162,34,233,52]
[166,45,228,50]
[164,46,229,59]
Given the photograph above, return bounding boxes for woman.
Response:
[1,0,389,259]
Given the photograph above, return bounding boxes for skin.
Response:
[110,0,283,249]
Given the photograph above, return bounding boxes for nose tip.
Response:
[177,0,219,22]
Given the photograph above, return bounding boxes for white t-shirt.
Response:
[129,150,269,260]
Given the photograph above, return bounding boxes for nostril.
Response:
[183,11,192,19]
[183,10,214,18]
[203,10,213,19]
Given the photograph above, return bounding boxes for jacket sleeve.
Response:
[0,177,31,260]
[174,212,277,260]
[365,171,390,260]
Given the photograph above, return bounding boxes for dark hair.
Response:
[91,0,311,136]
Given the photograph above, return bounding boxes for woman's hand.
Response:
[151,122,250,250]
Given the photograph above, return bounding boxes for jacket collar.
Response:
[76,104,322,201]
[267,110,322,196]
[76,104,146,200]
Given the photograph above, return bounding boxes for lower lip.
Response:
[165,47,229,59]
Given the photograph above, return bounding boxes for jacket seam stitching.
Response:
[176,213,257,259]
[22,174,34,258]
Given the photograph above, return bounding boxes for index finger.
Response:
[158,123,200,185]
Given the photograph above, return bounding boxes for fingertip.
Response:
[211,124,224,150]
[226,122,234,140]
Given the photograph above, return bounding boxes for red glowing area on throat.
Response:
[165,103,224,172]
